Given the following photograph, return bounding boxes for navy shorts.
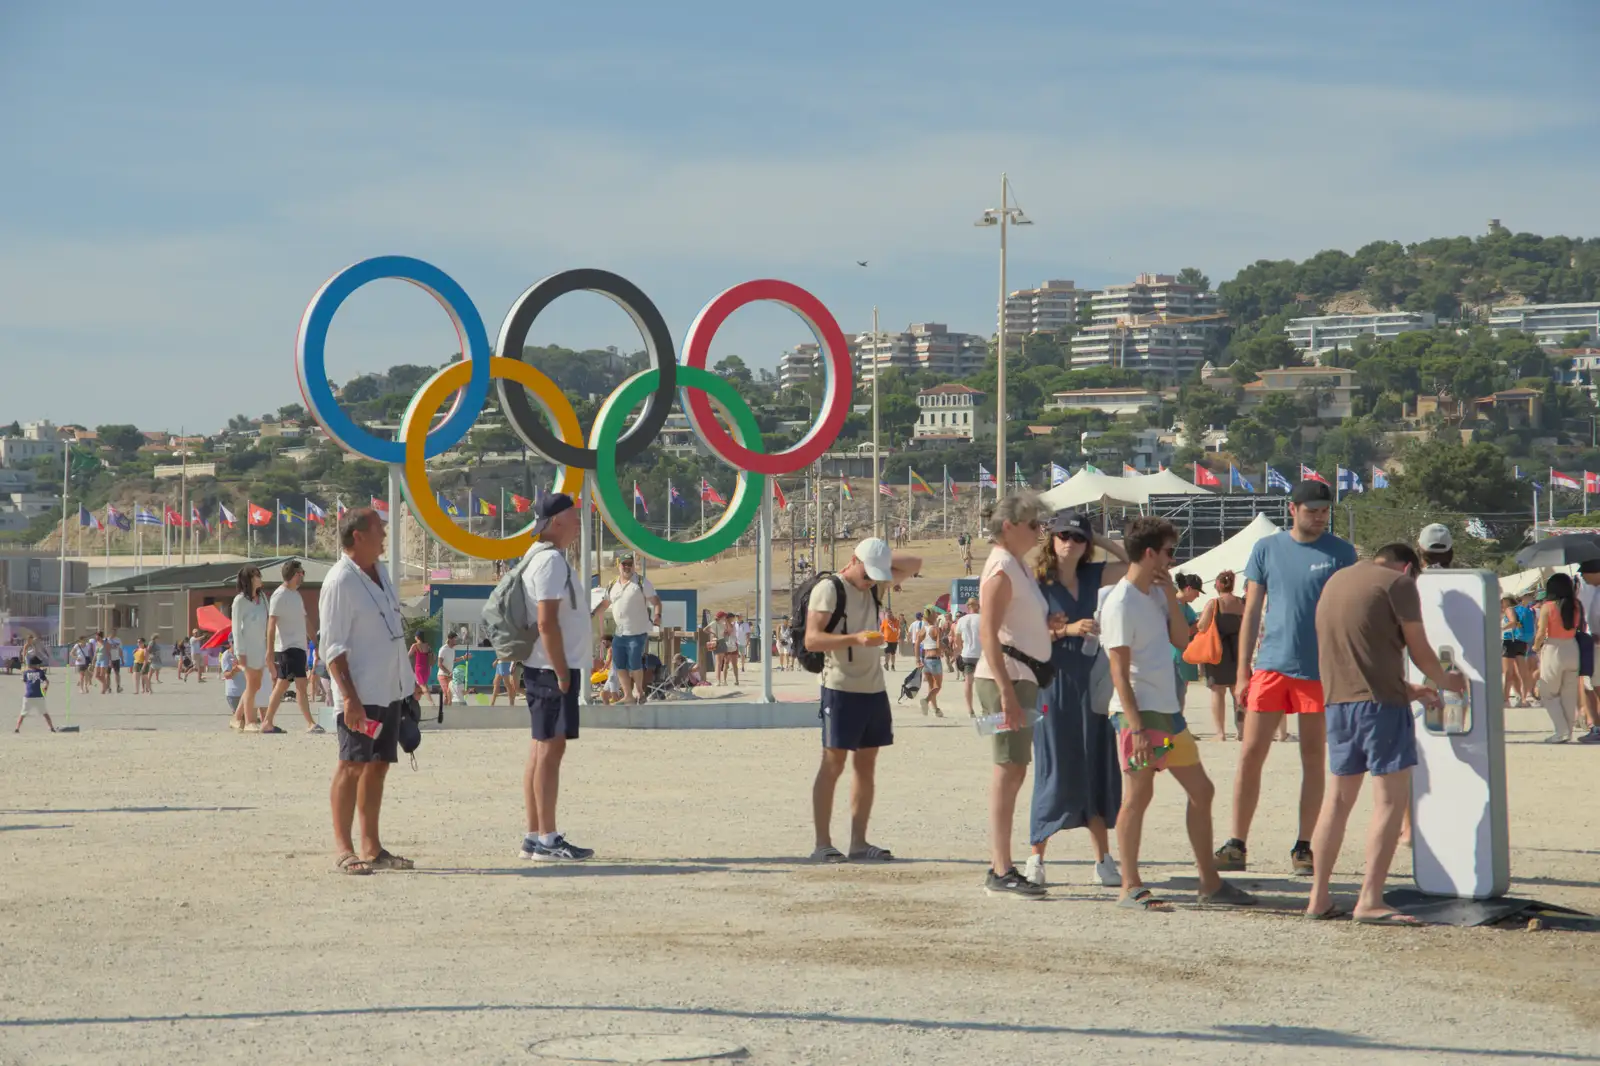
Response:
[820,687,894,751]
[336,701,401,764]
[1326,700,1416,777]
[524,667,580,741]
[611,633,648,672]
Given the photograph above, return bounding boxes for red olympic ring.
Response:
[681,279,853,476]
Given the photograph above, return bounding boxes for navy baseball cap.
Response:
[529,493,575,537]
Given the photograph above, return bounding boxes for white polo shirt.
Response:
[520,544,591,671]
[317,555,411,709]
[268,584,308,652]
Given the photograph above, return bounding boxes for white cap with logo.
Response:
[1418,523,1453,553]
[854,537,894,581]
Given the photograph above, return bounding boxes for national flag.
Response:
[945,471,958,497]
[1336,466,1364,494]
[79,504,102,531]
[1465,517,1494,541]
[840,479,853,500]
[165,506,185,527]
[977,464,996,488]
[878,481,896,498]
[306,500,327,524]
[370,496,389,521]
[773,481,788,509]
[1371,466,1390,490]
[136,507,162,526]
[1013,462,1026,488]
[278,505,303,525]
[1300,464,1329,485]
[669,485,687,508]
[106,505,131,531]
[1551,469,1581,491]
[477,497,498,517]
[631,483,647,515]
[436,493,460,517]
[1587,472,1600,495]
[247,503,272,527]
[701,479,727,506]
[909,469,934,495]
[1122,463,1139,476]
[1050,462,1070,487]
[1230,466,1256,492]
[510,492,533,513]
[1266,466,1293,493]
[190,505,210,533]
[1083,463,1103,474]
[1193,464,1221,487]
[219,503,237,528]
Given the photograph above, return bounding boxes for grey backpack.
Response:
[482,543,574,663]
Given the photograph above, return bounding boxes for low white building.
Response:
[912,384,992,446]
[1079,427,1171,471]
[1044,387,1162,417]
[1204,364,1359,421]
[1285,312,1436,357]
[0,436,60,468]
[7,492,60,518]
[1489,302,1600,347]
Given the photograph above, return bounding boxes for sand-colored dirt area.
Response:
[1,681,1596,1065]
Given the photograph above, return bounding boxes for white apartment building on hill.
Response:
[1489,302,1600,347]
[1002,280,1098,340]
[856,323,987,385]
[1285,311,1437,356]
[1070,274,1224,379]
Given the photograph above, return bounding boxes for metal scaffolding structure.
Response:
[1146,492,1290,561]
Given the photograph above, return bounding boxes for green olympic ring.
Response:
[590,365,766,563]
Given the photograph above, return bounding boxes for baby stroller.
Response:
[898,664,924,704]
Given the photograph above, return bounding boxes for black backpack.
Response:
[790,572,880,674]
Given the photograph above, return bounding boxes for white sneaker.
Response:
[1022,853,1046,887]
[1095,854,1121,887]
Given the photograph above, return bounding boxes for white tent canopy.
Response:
[1176,514,1281,588]
[1039,468,1213,511]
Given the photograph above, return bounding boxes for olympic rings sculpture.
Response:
[295,256,853,561]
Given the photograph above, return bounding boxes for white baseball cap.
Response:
[1418,523,1453,552]
[854,537,894,581]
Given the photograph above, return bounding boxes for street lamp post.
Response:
[975,173,1031,499]
[871,305,880,537]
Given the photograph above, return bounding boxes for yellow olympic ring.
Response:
[400,356,585,560]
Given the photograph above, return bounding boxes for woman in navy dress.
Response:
[1022,510,1129,889]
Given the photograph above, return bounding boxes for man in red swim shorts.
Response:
[1223,479,1357,875]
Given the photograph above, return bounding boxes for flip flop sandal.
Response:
[808,845,847,863]
[336,853,373,876]
[1117,888,1171,911]
[1355,912,1426,927]
[368,849,415,871]
[1198,881,1259,907]
[848,844,894,862]
[261,726,286,734]
[1306,905,1347,921]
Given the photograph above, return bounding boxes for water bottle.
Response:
[1435,646,1469,734]
[975,705,1045,735]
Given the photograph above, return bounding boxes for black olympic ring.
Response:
[495,268,677,470]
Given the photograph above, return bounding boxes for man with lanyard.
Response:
[599,552,661,706]
[319,507,421,875]
[517,493,607,862]
[1222,479,1357,876]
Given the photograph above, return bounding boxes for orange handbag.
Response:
[1182,619,1223,666]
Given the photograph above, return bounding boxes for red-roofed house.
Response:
[912,383,993,446]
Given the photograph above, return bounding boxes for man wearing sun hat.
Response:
[806,537,920,863]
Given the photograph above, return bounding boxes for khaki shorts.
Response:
[976,677,1037,765]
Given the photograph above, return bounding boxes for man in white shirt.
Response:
[806,537,921,863]
[320,507,422,875]
[1103,515,1255,911]
[517,493,605,862]
[264,559,321,734]
[599,552,660,706]
[952,597,982,716]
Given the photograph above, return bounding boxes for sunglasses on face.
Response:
[1055,531,1089,544]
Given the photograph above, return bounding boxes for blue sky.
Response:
[2,0,1596,431]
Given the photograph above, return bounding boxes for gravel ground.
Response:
[1,681,1596,1065]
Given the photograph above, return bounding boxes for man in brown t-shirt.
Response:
[1306,543,1464,925]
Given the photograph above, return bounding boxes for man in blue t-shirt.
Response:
[15,656,57,733]
[1220,479,1358,875]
